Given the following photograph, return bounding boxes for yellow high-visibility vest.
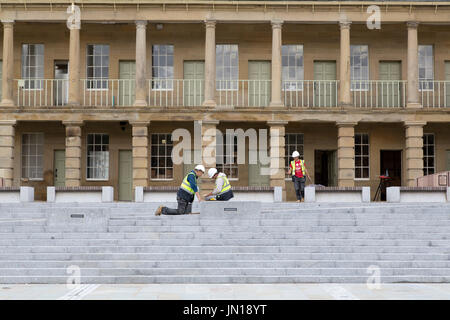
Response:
[180,171,197,194]
[218,175,231,195]
[291,160,306,177]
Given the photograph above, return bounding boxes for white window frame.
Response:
[150,133,174,181]
[21,44,44,90]
[418,45,434,92]
[423,133,435,176]
[216,133,239,180]
[350,45,369,92]
[216,44,239,91]
[151,45,174,91]
[282,45,304,91]
[86,44,110,91]
[355,133,370,180]
[285,133,304,180]
[21,133,44,181]
[86,133,109,181]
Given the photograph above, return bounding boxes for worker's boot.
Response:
[155,205,164,216]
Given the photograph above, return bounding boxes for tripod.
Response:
[373,175,391,202]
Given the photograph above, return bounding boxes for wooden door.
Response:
[248,61,271,107]
[183,61,204,106]
[314,61,337,107]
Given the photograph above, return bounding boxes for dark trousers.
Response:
[162,196,192,215]
[293,176,306,200]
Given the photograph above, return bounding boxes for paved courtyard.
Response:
[0,284,449,300]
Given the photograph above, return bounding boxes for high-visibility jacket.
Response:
[180,171,198,195]
[291,160,306,177]
[218,175,231,195]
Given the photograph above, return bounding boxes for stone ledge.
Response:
[55,186,103,192]
[0,187,20,192]
[400,187,447,192]
[316,186,363,192]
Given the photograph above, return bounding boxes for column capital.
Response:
[1,20,14,26]
[62,120,84,127]
[267,120,288,126]
[406,21,419,29]
[129,120,150,127]
[339,20,352,29]
[336,121,358,127]
[136,20,148,29]
[201,120,220,126]
[403,121,426,128]
[271,20,283,29]
[0,120,17,126]
[204,19,216,28]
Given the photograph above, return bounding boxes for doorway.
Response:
[119,61,136,106]
[313,61,337,107]
[53,150,65,187]
[379,61,402,107]
[314,150,337,186]
[248,61,271,106]
[183,61,205,106]
[380,150,402,200]
[119,150,133,201]
[54,60,69,105]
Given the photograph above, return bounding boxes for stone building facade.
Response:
[0,0,450,201]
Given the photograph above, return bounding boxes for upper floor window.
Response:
[216,44,238,90]
[152,45,174,90]
[22,133,44,180]
[419,45,434,91]
[350,45,369,91]
[355,133,370,179]
[21,44,44,89]
[150,133,173,180]
[282,45,304,91]
[86,44,109,90]
[86,133,109,180]
[423,133,435,176]
[285,133,304,179]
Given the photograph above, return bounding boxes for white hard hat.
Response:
[208,168,218,179]
[194,164,205,172]
[292,151,300,158]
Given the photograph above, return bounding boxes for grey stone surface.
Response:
[362,187,371,203]
[102,187,114,203]
[305,186,315,202]
[134,186,144,202]
[46,209,108,232]
[47,187,55,203]
[447,187,450,202]
[19,187,34,202]
[274,186,282,202]
[200,201,261,215]
[387,187,400,203]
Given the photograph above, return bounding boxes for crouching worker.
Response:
[204,168,234,201]
[155,165,205,216]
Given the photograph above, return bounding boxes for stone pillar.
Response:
[337,121,357,187]
[63,121,83,187]
[134,21,148,107]
[68,20,81,106]
[269,20,284,108]
[203,20,216,107]
[407,22,421,108]
[267,121,287,201]
[131,121,150,188]
[1,20,15,107]
[404,121,426,186]
[201,120,219,168]
[339,21,352,107]
[0,120,16,187]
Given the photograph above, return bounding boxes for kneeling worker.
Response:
[155,164,205,216]
[204,168,234,201]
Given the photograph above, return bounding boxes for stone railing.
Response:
[387,186,450,203]
[305,186,371,203]
[47,186,114,203]
[0,186,34,203]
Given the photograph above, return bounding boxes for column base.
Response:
[269,101,285,108]
[68,101,81,107]
[339,102,353,108]
[406,102,422,109]
[0,99,15,107]
[133,100,148,107]
[202,100,217,108]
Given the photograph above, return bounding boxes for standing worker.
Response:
[288,151,312,203]
[204,168,234,201]
[155,165,205,215]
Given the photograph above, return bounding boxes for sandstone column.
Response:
[337,121,357,187]
[268,121,287,200]
[339,21,352,107]
[1,20,15,107]
[201,120,219,168]
[0,120,16,187]
[203,20,216,107]
[134,21,148,107]
[404,121,426,186]
[407,22,421,108]
[63,121,83,187]
[131,121,150,188]
[269,20,284,107]
[68,19,81,106]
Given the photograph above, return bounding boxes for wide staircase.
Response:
[0,202,449,283]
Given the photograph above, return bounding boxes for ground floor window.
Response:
[423,133,435,176]
[21,133,44,180]
[355,133,370,179]
[216,134,239,179]
[150,133,173,180]
[285,133,304,178]
[87,133,109,180]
